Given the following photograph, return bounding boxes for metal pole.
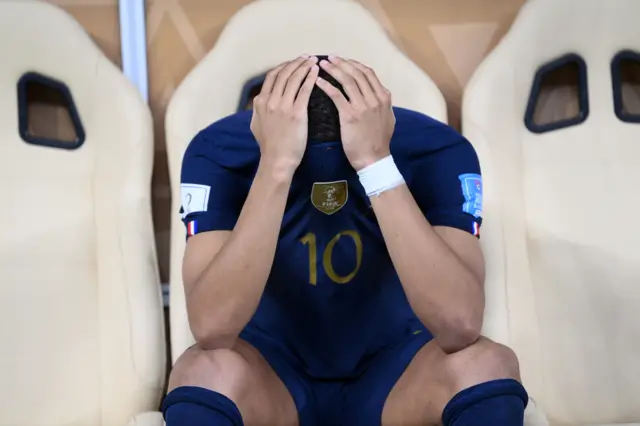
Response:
[118,0,149,103]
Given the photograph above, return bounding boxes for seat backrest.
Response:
[0,2,166,425]
[166,0,447,362]
[462,0,640,423]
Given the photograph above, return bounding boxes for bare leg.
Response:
[382,337,522,425]
[167,339,298,426]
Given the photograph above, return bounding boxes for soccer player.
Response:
[162,55,528,426]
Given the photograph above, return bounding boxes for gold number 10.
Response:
[300,231,363,285]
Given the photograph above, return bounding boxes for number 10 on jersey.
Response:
[300,231,363,285]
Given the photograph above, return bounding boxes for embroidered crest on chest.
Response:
[311,181,348,215]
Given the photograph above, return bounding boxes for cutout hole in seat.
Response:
[525,54,589,133]
[17,72,85,149]
[244,82,264,110]
[612,50,640,122]
[238,73,267,112]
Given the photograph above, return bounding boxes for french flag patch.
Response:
[187,220,198,237]
[472,221,480,237]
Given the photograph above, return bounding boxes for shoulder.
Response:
[391,107,475,161]
[183,110,259,169]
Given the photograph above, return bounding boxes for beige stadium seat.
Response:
[166,0,446,361]
[0,2,166,425]
[463,0,640,424]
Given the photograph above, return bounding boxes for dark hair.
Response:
[307,55,347,142]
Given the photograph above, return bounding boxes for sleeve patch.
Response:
[458,173,483,218]
[181,183,211,218]
[472,221,481,237]
[187,220,198,236]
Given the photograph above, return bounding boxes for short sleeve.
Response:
[180,131,247,238]
[408,138,483,238]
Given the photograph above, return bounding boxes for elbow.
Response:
[434,312,483,354]
[189,313,239,350]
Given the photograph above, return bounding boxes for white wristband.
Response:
[357,155,405,197]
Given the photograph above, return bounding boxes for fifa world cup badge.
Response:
[311,181,348,215]
[458,173,483,219]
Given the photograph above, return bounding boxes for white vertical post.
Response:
[118,0,149,103]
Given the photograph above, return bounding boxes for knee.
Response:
[445,337,521,391]
[168,345,252,400]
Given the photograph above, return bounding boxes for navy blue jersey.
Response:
[180,107,483,379]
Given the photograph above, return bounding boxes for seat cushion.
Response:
[463,0,640,423]
[0,2,166,425]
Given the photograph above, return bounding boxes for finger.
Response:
[294,64,320,110]
[350,60,389,101]
[272,56,311,98]
[316,76,351,113]
[335,58,378,106]
[260,62,288,97]
[283,57,318,105]
[319,58,363,106]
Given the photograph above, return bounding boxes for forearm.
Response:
[189,160,293,347]
[371,185,484,352]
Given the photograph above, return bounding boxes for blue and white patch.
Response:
[180,183,211,219]
[458,173,483,218]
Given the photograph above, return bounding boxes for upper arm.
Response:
[434,226,485,284]
[409,134,485,282]
[182,231,231,294]
[180,130,247,289]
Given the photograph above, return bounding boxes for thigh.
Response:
[167,339,299,426]
[342,331,432,426]
[381,336,521,426]
[380,339,452,426]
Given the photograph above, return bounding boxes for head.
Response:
[307,55,347,142]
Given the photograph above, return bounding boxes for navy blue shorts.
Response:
[240,328,432,426]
